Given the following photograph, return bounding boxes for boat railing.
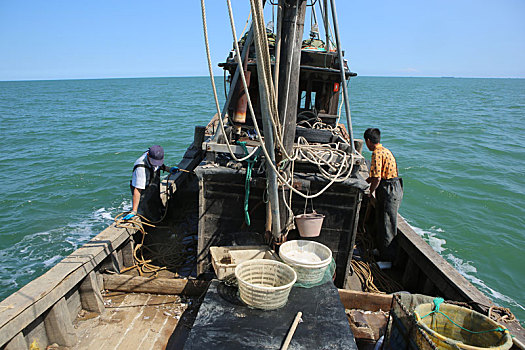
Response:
[0,223,136,349]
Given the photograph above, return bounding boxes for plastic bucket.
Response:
[295,213,325,237]
[279,240,332,284]
[235,259,297,310]
[414,302,512,350]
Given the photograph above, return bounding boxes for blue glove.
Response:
[170,166,179,174]
[122,211,136,220]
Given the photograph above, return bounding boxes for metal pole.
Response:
[260,100,282,239]
[329,0,355,153]
[323,0,330,52]
[273,1,283,100]
[252,0,282,238]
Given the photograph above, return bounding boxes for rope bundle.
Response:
[351,229,404,294]
[114,213,196,277]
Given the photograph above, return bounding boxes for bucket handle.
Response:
[303,189,316,215]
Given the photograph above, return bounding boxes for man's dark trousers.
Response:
[375,178,403,261]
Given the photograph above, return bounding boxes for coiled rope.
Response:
[351,227,404,294]
[114,212,196,277]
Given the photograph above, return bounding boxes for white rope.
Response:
[250,0,292,161]
[200,0,260,163]
[336,87,344,125]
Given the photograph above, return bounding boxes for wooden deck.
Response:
[73,292,189,350]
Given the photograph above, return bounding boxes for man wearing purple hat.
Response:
[123,145,178,220]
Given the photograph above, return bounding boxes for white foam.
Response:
[0,199,133,299]
[411,225,447,254]
[43,255,63,267]
[95,207,114,221]
[446,253,525,312]
[406,220,525,313]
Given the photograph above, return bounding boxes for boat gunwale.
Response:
[0,223,136,347]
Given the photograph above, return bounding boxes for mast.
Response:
[323,0,330,52]
[277,0,307,157]
[329,0,355,153]
[275,0,307,235]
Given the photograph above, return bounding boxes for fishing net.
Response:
[383,293,438,350]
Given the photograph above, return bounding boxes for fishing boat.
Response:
[1,1,523,349]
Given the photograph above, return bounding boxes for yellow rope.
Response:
[114,213,195,277]
[352,229,404,294]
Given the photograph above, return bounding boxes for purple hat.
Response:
[148,145,164,166]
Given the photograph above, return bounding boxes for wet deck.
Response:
[73,292,190,349]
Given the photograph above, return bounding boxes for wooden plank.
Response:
[79,271,105,314]
[136,294,185,350]
[277,0,308,153]
[98,294,152,349]
[344,191,363,287]
[43,297,77,347]
[401,258,419,292]
[119,294,168,349]
[397,215,525,345]
[338,289,393,312]
[74,292,128,349]
[65,287,82,322]
[100,249,123,273]
[422,277,435,295]
[121,239,135,268]
[4,332,26,350]
[102,275,209,296]
[0,224,135,347]
[347,309,388,341]
[21,315,47,350]
[152,312,179,350]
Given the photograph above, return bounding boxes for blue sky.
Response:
[0,0,524,81]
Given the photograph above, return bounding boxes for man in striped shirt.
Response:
[364,128,403,261]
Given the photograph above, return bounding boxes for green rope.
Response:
[420,298,506,335]
[237,141,261,226]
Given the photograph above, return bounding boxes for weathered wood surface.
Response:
[0,223,134,347]
[102,274,209,296]
[43,297,76,346]
[74,292,187,350]
[338,289,393,312]
[79,271,105,314]
[346,309,388,341]
[3,332,26,350]
[277,0,307,154]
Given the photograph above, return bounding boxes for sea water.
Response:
[1,76,524,324]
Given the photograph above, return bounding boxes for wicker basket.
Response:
[235,259,297,310]
[279,240,332,284]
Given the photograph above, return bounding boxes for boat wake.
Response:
[409,223,525,315]
[0,200,131,301]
